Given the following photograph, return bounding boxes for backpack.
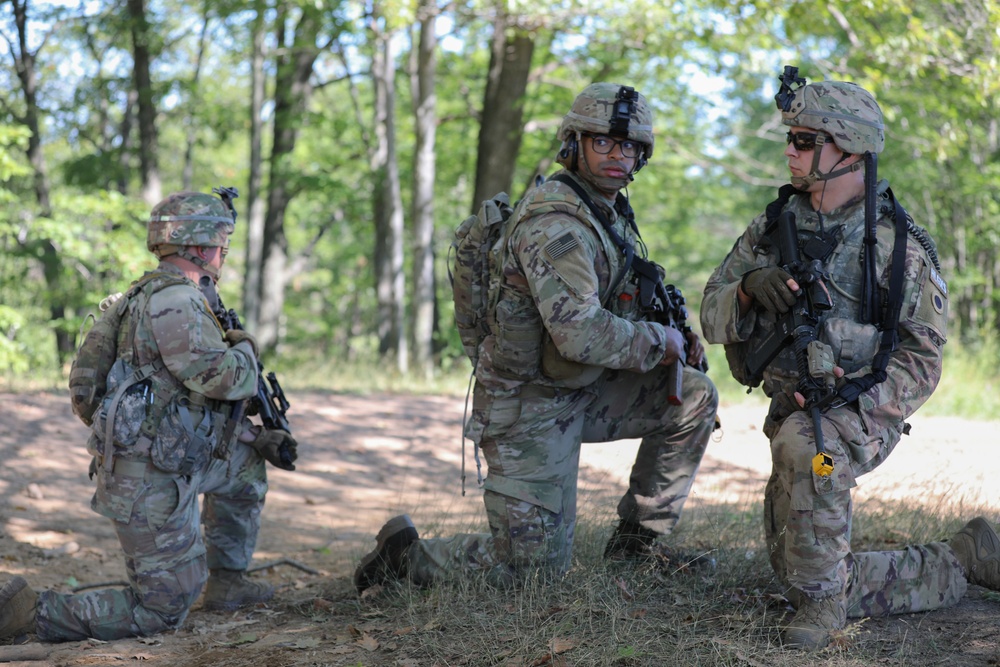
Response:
[448,192,514,365]
[68,272,184,426]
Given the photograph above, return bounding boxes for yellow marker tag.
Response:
[812,452,834,477]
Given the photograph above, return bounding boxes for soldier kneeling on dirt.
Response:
[1,190,296,643]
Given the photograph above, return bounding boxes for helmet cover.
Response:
[147,191,234,256]
[781,80,884,155]
[558,83,655,157]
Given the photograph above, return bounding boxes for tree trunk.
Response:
[471,12,534,213]
[243,0,268,331]
[182,0,210,191]
[409,0,438,377]
[370,17,407,372]
[256,3,320,351]
[9,0,72,362]
[127,0,161,206]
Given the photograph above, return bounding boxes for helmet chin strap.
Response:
[792,136,863,188]
[177,248,222,282]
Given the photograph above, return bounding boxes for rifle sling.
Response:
[759,186,910,408]
[549,173,641,307]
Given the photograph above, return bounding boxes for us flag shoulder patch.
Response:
[545,233,578,260]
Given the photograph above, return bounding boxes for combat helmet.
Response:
[147,191,234,259]
[557,83,654,174]
[781,80,884,155]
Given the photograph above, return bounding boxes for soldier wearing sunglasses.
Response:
[701,72,996,651]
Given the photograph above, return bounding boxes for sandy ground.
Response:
[0,389,998,665]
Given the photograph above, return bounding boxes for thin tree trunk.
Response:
[127,0,161,206]
[409,0,437,377]
[471,11,534,213]
[9,0,71,362]
[371,17,407,372]
[182,0,211,191]
[257,3,320,351]
[244,0,268,331]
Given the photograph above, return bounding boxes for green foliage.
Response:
[2,0,999,409]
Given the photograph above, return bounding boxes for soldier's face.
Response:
[579,134,637,195]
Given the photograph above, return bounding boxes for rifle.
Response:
[743,211,837,476]
[632,257,709,405]
[199,276,294,468]
[202,185,294,468]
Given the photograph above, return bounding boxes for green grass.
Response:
[6,338,1000,421]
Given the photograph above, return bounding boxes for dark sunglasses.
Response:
[785,130,829,152]
[587,134,642,159]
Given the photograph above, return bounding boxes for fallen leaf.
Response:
[614,577,633,600]
[357,632,379,651]
[550,637,576,653]
[360,583,384,600]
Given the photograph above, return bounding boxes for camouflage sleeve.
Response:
[510,212,669,373]
[148,284,259,401]
[851,223,948,428]
[700,212,769,345]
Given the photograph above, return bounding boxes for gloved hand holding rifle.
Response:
[200,186,297,471]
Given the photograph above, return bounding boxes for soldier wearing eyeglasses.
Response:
[702,72,999,650]
[353,83,719,593]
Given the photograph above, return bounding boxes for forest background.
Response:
[1,0,998,417]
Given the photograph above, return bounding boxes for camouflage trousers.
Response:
[763,405,967,615]
[35,442,267,642]
[407,364,718,584]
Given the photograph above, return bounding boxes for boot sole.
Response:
[354,515,418,593]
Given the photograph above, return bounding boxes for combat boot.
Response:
[949,517,1000,590]
[0,576,37,639]
[603,519,658,560]
[604,519,716,571]
[202,569,274,611]
[783,594,846,650]
[354,515,419,594]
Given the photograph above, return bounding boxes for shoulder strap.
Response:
[549,173,636,305]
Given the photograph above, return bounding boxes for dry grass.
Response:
[303,493,994,667]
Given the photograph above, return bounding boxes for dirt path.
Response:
[1,390,998,665]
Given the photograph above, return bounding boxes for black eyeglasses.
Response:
[587,134,642,159]
[785,130,829,152]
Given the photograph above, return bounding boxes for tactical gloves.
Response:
[224,329,258,357]
[740,268,797,314]
[250,428,298,471]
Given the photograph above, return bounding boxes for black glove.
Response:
[250,428,297,471]
[741,267,797,314]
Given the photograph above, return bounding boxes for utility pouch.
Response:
[91,358,149,455]
[492,298,542,381]
[150,395,216,475]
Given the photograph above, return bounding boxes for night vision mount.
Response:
[609,85,638,137]
[775,65,806,112]
[212,186,239,224]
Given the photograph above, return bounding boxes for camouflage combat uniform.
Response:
[35,261,265,641]
[408,170,718,584]
[700,183,965,616]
